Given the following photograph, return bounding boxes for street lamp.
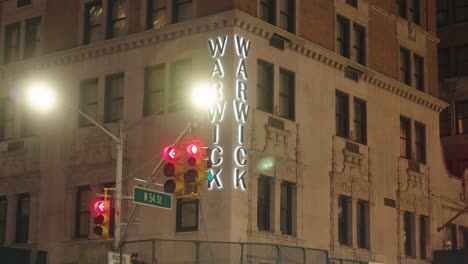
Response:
[26,83,124,251]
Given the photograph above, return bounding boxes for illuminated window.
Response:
[0,97,15,141]
[353,98,367,144]
[15,193,30,243]
[400,116,411,159]
[169,58,191,112]
[0,196,7,245]
[104,73,124,123]
[400,47,411,85]
[338,195,352,246]
[84,1,103,44]
[415,122,426,164]
[144,65,165,116]
[176,198,198,232]
[257,59,274,114]
[107,0,126,39]
[357,200,370,249]
[404,211,415,257]
[74,186,91,239]
[336,91,349,139]
[4,23,20,64]
[173,0,192,23]
[280,181,293,235]
[257,176,271,231]
[79,78,98,127]
[147,0,167,29]
[279,68,295,120]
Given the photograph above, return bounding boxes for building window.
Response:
[0,97,15,141]
[15,193,30,243]
[336,91,349,139]
[104,73,124,123]
[455,45,468,77]
[24,17,41,59]
[338,195,352,246]
[107,0,126,39]
[17,0,31,7]
[259,0,275,25]
[353,24,366,65]
[420,215,429,259]
[436,0,448,26]
[176,198,198,232]
[257,176,271,231]
[460,226,468,250]
[438,48,450,79]
[409,0,420,24]
[346,0,357,8]
[169,59,191,112]
[257,59,274,114]
[336,15,350,58]
[455,0,468,23]
[357,200,370,249]
[400,47,411,85]
[448,223,458,249]
[440,108,451,137]
[144,65,165,116]
[74,186,90,238]
[21,106,35,138]
[398,0,407,19]
[280,181,293,235]
[279,0,295,33]
[0,196,7,245]
[456,100,468,135]
[4,23,20,64]
[147,0,167,29]
[353,98,367,145]
[84,1,103,45]
[415,122,426,164]
[79,78,98,127]
[413,54,424,92]
[279,68,295,120]
[400,116,411,159]
[403,211,415,257]
[173,0,192,23]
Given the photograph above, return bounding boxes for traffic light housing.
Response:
[162,145,185,195]
[93,200,110,239]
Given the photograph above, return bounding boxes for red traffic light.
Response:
[186,143,199,156]
[94,200,109,213]
[163,145,179,161]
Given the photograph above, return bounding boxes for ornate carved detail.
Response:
[408,22,417,41]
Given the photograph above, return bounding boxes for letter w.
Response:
[209,101,226,122]
[233,101,249,123]
[235,35,250,58]
[208,36,228,57]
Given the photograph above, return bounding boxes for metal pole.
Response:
[114,120,124,251]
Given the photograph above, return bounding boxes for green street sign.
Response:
[133,186,172,210]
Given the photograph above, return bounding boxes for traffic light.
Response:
[162,145,185,195]
[185,141,212,197]
[196,147,212,184]
[93,200,110,239]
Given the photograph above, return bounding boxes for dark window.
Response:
[438,48,450,79]
[460,226,468,250]
[448,223,458,249]
[17,0,31,7]
[280,181,293,235]
[398,0,407,19]
[404,211,415,257]
[74,186,90,238]
[456,100,468,134]
[436,0,449,26]
[107,0,126,39]
[0,196,7,245]
[257,59,274,113]
[279,0,295,33]
[338,195,352,246]
[279,68,295,120]
[346,0,357,8]
[4,23,20,63]
[147,0,167,29]
[0,97,15,141]
[415,122,426,164]
[259,0,275,25]
[353,24,366,65]
[79,78,98,127]
[15,193,30,243]
[455,0,468,23]
[420,215,429,259]
[336,91,349,139]
[21,106,35,138]
[169,59,191,112]
[104,73,124,123]
[144,65,165,116]
[409,0,420,24]
[84,1,103,44]
[440,108,451,137]
[176,198,198,232]
[353,98,367,144]
[173,0,192,23]
[357,200,370,249]
[400,116,411,158]
[413,54,424,91]
[455,45,468,77]
[400,47,411,85]
[24,17,41,59]
[336,16,350,58]
[257,176,271,231]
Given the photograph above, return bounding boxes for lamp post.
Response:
[26,83,123,251]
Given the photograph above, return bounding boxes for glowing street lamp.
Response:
[26,83,56,111]
[191,82,218,109]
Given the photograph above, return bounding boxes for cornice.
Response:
[0,10,447,112]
